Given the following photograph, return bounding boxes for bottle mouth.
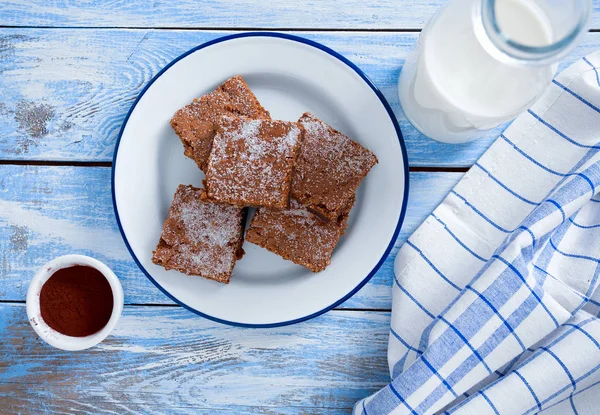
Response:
[480,0,592,64]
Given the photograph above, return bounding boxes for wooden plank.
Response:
[0,164,462,308]
[1,0,599,30]
[1,29,598,166]
[0,303,389,413]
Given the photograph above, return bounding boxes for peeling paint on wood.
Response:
[0,303,390,414]
[0,164,461,307]
[0,29,598,166]
[13,100,55,139]
[8,225,28,252]
[12,100,56,154]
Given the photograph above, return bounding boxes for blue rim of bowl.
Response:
[111,31,410,328]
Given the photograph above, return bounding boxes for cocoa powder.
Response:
[39,265,114,337]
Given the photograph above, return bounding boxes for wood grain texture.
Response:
[1,0,599,30]
[0,164,462,308]
[0,303,390,414]
[1,29,598,166]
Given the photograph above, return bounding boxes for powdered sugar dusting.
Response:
[292,113,378,220]
[240,119,261,139]
[281,200,315,220]
[179,244,236,278]
[178,198,241,247]
[152,185,244,283]
[246,199,348,272]
[170,75,270,171]
[299,114,376,179]
[220,76,271,119]
[206,117,302,208]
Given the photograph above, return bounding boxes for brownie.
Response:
[170,76,271,171]
[245,198,351,272]
[292,113,378,221]
[152,184,246,284]
[204,116,303,209]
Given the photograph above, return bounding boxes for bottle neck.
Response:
[477,0,592,66]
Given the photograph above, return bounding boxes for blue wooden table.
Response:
[1,1,599,413]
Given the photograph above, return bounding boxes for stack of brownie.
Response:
[152,76,378,284]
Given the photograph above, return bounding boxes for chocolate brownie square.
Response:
[245,198,351,272]
[152,184,246,284]
[292,113,378,221]
[204,117,303,209]
[170,76,270,171]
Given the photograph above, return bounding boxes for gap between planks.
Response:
[0,25,423,32]
[0,299,392,312]
[0,160,112,167]
[0,25,598,33]
[0,160,468,172]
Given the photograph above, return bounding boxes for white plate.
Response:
[112,33,408,327]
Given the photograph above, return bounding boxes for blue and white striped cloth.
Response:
[356,52,600,415]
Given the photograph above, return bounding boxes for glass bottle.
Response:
[398,0,593,144]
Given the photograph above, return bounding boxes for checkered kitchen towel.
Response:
[356,52,600,415]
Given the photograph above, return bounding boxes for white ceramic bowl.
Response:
[26,254,124,351]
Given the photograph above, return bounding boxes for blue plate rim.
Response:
[111,31,410,328]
